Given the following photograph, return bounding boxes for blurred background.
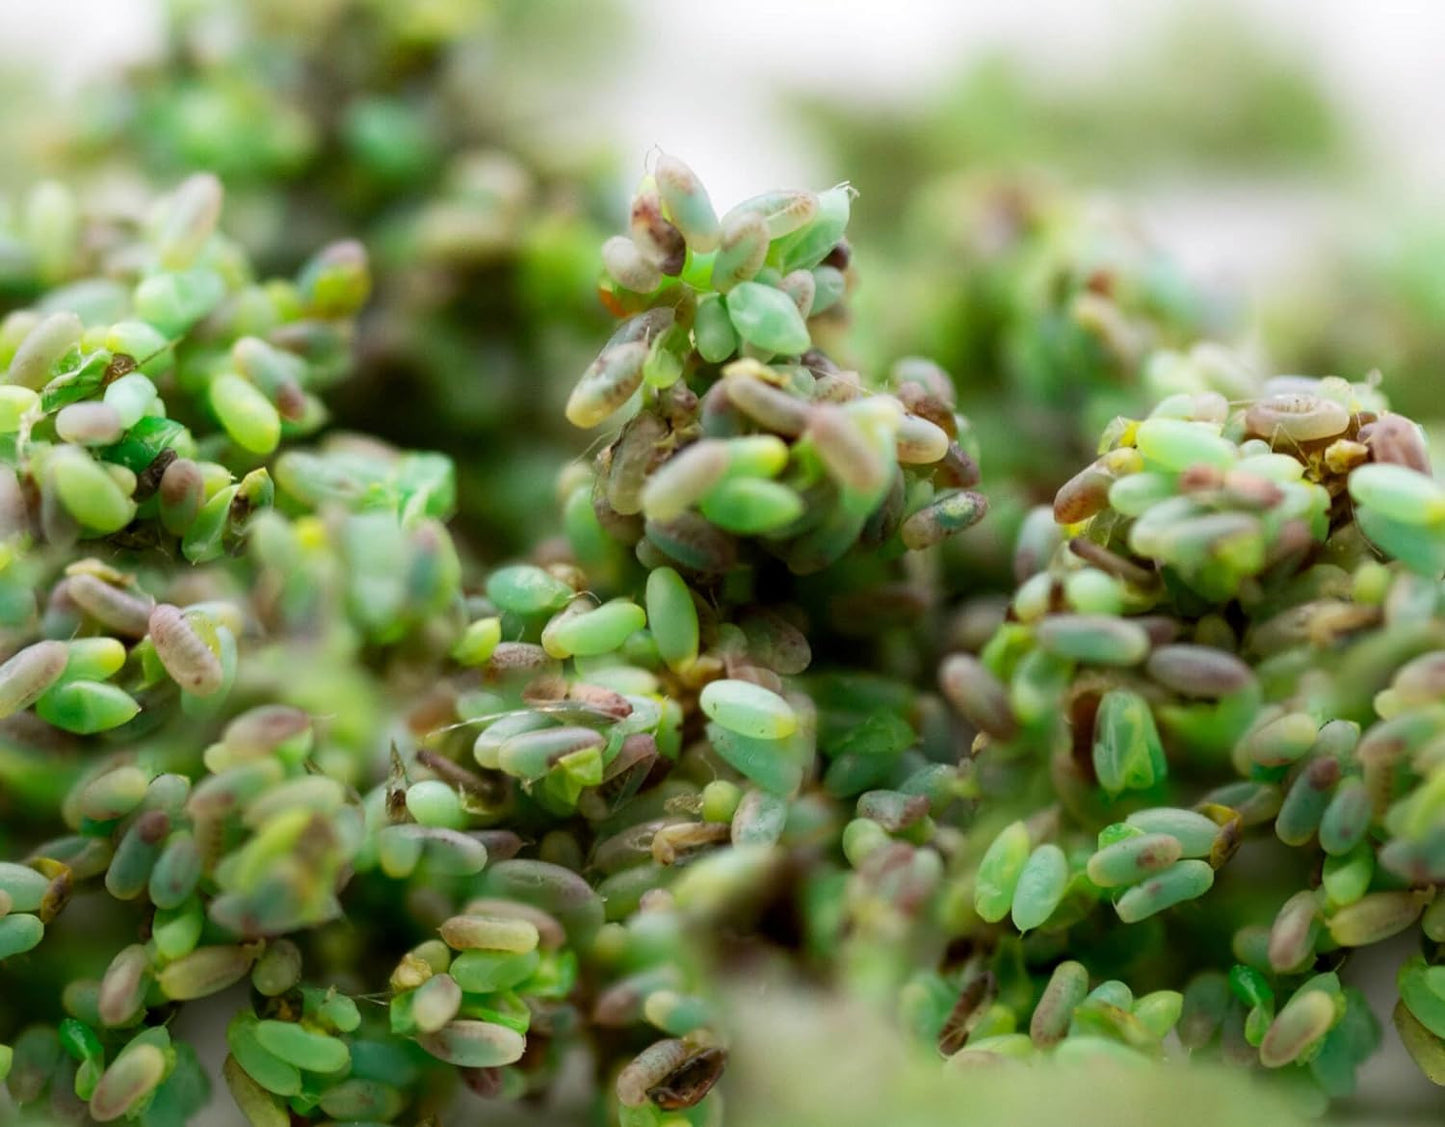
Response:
[6,0,1445,289]
[0,1,1441,1123]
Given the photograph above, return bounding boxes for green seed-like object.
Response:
[89,1042,169,1123]
[699,679,798,740]
[645,566,700,671]
[975,821,1031,924]
[542,598,647,658]
[415,1020,526,1069]
[486,565,575,616]
[1010,843,1069,932]
[1086,833,1183,888]
[1114,860,1216,923]
[725,281,813,355]
[210,373,282,455]
[1092,689,1167,796]
[0,914,44,959]
[1124,809,1222,858]
[253,1021,350,1074]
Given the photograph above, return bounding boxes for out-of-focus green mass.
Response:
[793,6,1351,221]
[19,0,629,560]
[723,992,1311,1127]
[1262,220,1445,432]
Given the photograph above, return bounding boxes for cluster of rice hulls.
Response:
[2,110,1439,1127]
[0,176,573,1125]
[46,0,626,558]
[835,366,1444,1111]
[0,157,996,1127]
[436,155,994,1126]
[832,173,1225,594]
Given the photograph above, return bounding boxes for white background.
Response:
[4,0,1445,299]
